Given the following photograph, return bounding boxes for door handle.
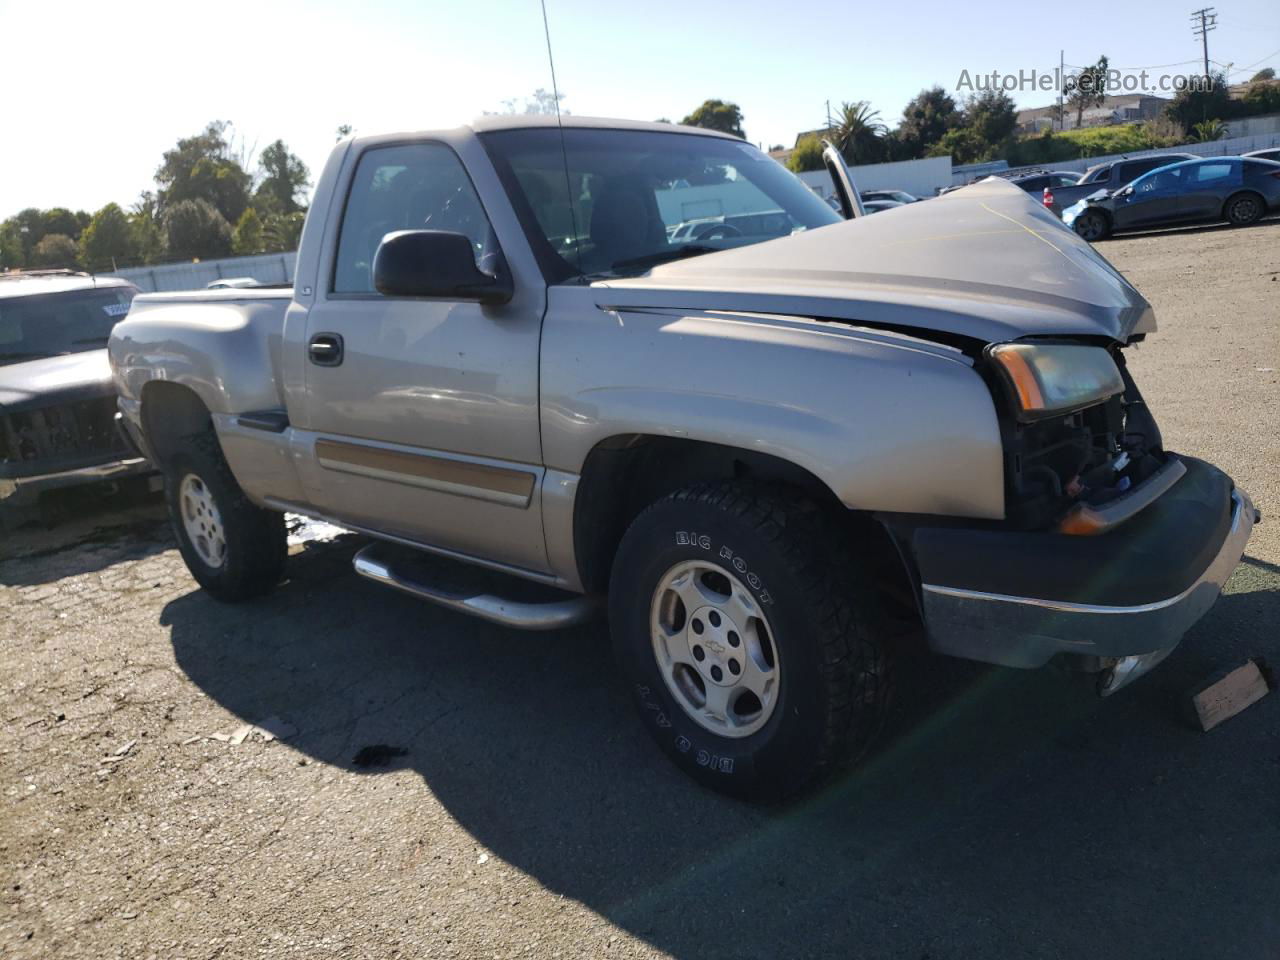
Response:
[308,333,344,367]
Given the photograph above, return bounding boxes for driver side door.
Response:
[295,139,550,574]
[1114,167,1185,229]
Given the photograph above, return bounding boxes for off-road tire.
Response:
[1223,191,1264,227]
[1073,210,1111,242]
[609,482,893,802]
[164,430,286,602]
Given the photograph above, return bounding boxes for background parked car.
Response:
[1009,170,1083,195]
[1043,153,1199,216]
[0,270,151,528]
[1063,156,1280,241]
[860,189,918,204]
[861,198,904,214]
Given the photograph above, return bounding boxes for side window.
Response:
[333,143,494,294]
[1189,162,1235,185]
[1116,161,1152,184]
[1136,167,1182,193]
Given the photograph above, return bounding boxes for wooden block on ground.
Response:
[1189,659,1272,732]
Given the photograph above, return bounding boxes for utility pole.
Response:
[1191,7,1217,79]
[1058,49,1065,131]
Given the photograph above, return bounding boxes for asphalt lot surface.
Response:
[3,221,1278,959]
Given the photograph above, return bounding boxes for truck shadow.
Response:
[163,543,1280,958]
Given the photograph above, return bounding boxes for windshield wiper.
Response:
[606,244,722,274]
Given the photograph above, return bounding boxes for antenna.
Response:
[539,0,580,266]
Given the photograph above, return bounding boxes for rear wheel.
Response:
[1223,191,1264,226]
[609,482,893,801]
[163,430,286,602]
[1073,210,1111,242]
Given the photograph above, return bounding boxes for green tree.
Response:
[896,86,961,157]
[232,207,265,255]
[0,220,26,269]
[156,121,253,224]
[164,199,232,260]
[830,101,886,164]
[495,88,568,116]
[1165,72,1231,129]
[336,123,353,141]
[1067,56,1110,128]
[32,233,79,268]
[681,99,745,139]
[787,134,826,173]
[1250,67,1275,82]
[129,192,165,264]
[928,127,997,164]
[79,203,137,271]
[964,88,1018,146]
[262,211,305,253]
[42,208,84,241]
[255,140,310,215]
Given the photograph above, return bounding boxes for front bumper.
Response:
[0,456,154,508]
[907,457,1256,669]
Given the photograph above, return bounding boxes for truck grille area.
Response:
[1004,391,1167,530]
[0,397,127,468]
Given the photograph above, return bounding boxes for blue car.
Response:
[1063,156,1280,241]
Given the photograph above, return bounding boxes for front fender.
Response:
[541,294,1005,520]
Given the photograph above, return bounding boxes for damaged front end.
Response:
[885,335,1258,687]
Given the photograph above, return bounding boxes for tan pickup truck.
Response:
[109,116,1257,800]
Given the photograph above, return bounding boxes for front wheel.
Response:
[164,430,286,602]
[1073,210,1111,242]
[609,483,892,801]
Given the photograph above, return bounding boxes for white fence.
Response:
[106,252,297,292]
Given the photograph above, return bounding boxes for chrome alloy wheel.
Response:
[179,473,227,569]
[650,560,781,738]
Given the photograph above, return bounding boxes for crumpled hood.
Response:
[594,178,1155,344]
[0,350,114,412]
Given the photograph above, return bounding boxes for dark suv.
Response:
[0,271,152,524]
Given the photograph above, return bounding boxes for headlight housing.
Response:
[987,342,1124,422]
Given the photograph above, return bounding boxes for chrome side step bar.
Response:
[352,544,599,631]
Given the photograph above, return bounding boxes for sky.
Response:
[1,0,1277,218]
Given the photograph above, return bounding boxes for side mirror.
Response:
[373,230,513,305]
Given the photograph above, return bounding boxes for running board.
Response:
[352,543,599,631]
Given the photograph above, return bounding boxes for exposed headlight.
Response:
[987,342,1124,422]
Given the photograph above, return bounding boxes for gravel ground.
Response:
[2,221,1278,960]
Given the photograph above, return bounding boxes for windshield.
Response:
[480,128,841,279]
[0,286,137,366]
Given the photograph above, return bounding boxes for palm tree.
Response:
[830,101,887,164]
[1192,118,1227,142]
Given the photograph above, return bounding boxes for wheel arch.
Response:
[140,381,215,469]
[571,435,915,622]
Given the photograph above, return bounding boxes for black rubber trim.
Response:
[236,410,290,433]
[910,456,1233,606]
